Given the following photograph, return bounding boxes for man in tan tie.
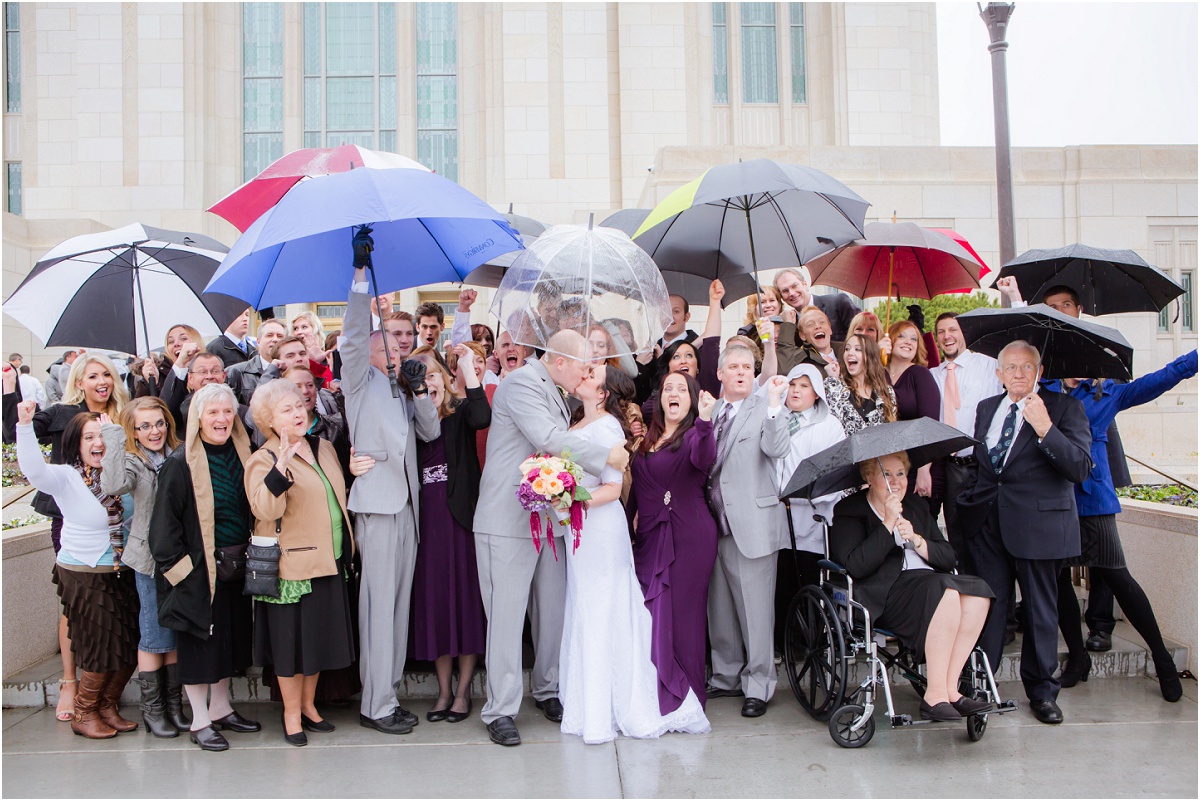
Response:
[930,312,1002,572]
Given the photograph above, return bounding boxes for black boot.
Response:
[1154,656,1183,703]
[162,664,191,732]
[138,671,178,738]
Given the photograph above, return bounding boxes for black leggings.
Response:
[1057,565,1173,667]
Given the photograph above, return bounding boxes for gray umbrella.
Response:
[461,204,549,288]
[997,243,1184,315]
[781,419,976,501]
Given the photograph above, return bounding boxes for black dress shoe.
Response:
[950,696,991,716]
[189,725,229,752]
[920,700,962,721]
[211,710,261,733]
[300,714,335,733]
[1003,629,1017,646]
[426,705,450,723]
[446,698,472,723]
[1030,699,1064,724]
[359,711,414,735]
[741,698,768,718]
[1155,658,1183,702]
[283,728,308,747]
[1086,631,1113,652]
[1059,653,1092,688]
[706,685,744,699]
[535,697,564,722]
[487,715,521,746]
[395,706,419,728]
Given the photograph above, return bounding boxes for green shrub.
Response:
[870,291,998,332]
[1116,484,1197,508]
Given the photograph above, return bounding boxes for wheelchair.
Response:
[781,512,1018,748]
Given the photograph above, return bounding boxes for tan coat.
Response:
[243,435,354,582]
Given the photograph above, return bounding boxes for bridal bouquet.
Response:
[517,452,591,559]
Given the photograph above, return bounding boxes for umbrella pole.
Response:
[881,246,896,366]
[744,203,761,297]
[361,227,402,399]
[783,499,801,587]
[132,246,157,395]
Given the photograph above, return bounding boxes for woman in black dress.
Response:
[830,451,993,722]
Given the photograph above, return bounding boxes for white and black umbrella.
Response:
[3,223,246,356]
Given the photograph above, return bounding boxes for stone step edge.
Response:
[4,644,1187,709]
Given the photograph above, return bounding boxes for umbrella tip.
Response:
[508,202,514,213]
[350,161,355,169]
[892,210,897,224]
[588,213,594,230]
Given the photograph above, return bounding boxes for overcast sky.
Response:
[937,2,1198,147]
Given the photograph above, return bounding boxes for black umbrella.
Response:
[461,203,548,288]
[956,303,1134,380]
[997,243,1184,315]
[781,419,976,501]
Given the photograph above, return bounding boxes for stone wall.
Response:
[2,526,60,678]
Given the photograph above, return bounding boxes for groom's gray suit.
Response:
[473,357,610,724]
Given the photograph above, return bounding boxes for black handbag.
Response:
[244,516,282,598]
[214,544,247,583]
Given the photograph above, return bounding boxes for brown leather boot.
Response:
[98,667,138,733]
[72,672,118,739]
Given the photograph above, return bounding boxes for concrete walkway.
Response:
[3,677,1195,798]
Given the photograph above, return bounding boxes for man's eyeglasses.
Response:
[1001,363,1039,375]
[189,369,224,378]
[134,420,169,432]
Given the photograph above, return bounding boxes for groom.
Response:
[474,330,631,746]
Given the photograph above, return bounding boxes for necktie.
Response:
[787,411,804,435]
[714,403,733,445]
[236,339,247,354]
[708,404,734,537]
[943,361,960,428]
[988,402,1019,470]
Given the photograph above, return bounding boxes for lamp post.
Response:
[979,3,1017,297]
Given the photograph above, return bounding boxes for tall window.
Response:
[4,3,18,113]
[6,161,20,215]
[415,3,457,180]
[790,3,806,104]
[303,3,398,151]
[242,3,283,178]
[1160,271,1195,333]
[740,3,777,104]
[712,3,728,104]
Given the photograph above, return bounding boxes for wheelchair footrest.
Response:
[890,714,914,727]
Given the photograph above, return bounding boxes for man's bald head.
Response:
[543,329,589,361]
[542,329,591,393]
[369,329,403,374]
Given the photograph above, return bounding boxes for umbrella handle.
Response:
[359,226,402,400]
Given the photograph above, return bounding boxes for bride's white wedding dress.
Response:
[559,415,710,745]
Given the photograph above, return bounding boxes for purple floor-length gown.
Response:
[630,418,719,714]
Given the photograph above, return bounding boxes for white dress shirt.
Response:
[930,349,1003,457]
[985,395,1027,468]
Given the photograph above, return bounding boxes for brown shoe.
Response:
[98,667,138,733]
[72,672,118,739]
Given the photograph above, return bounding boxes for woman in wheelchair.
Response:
[830,452,994,722]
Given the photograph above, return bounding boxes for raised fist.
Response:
[353,226,375,269]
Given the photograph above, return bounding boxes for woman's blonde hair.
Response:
[61,353,129,416]
[848,311,883,341]
[119,396,180,461]
[164,324,205,356]
[409,345,457,420]
[858,450,912,482]
[290,311,324,340]
[743,285,783,326]
[886,319,928,368]
[447,341,487,396]
[249,376,306,436]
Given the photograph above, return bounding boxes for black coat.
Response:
[830,491,957,623]
[147,449,214,639]
[435,386,492,531]
[206,335,256,369]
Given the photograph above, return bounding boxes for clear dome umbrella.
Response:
[489,219,673,360]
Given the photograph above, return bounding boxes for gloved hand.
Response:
[352,226,375,269]
[399,358,428,396]
[906,303,926,332]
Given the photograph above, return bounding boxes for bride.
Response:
[559,364,710,744]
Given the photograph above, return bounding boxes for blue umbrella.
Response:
[205,167,523,308]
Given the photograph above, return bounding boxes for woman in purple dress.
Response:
[406,345,490,723]
[885,320,942,504]
[630,371,718,714]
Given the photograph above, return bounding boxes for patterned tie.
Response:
[988,402,1020,470]
[787,411,804,435]
[708,404,734,537]
[714,403,733,445]
[943,361,960,428]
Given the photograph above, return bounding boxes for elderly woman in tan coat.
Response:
[245,379,356,747]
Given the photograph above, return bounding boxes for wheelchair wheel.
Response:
[784,586,847,721]
[828,704,875,748]
[966,712,988,741]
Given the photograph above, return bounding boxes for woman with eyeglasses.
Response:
[100,396,190,737]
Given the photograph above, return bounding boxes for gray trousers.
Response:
[476,532,566,724]
[356,508,418,721]
[708,535,778,702]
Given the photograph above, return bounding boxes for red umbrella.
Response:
[930,228,990,293]
[208,145,430,232]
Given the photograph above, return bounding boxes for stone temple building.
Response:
[2,2,1195,477]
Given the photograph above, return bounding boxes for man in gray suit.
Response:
[343,261,440,736]
[473,330,630,746]
[706,344,791,717]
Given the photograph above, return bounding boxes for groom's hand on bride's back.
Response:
[606,442,630,471]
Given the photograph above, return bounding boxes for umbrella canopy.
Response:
[632,159,870,307]
[3,223,245,356]
[781,418,976,501]
[930,228,991,292]
[205,167,523,309]
[599,208,652,237]
[208,145,431,232]
[997,243,1184,315]
[804,222,984,300]
[956,303,1134,380]
[460,204,549,288]
[489,223,672,359]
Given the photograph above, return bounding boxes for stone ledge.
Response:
[1117,498,1198,536]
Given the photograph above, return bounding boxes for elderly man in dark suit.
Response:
[957,339,1091,725]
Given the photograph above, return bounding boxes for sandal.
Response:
[55,678,77,722]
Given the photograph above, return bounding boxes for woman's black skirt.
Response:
[175,580,253,685]
[253,572,354,678]
[1062,514,1124,569]
[53,565,139,673]
[877,569,994,661]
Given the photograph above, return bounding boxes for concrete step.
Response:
[4,619,1188,710]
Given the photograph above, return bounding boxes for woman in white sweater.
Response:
[16,400,139,740]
